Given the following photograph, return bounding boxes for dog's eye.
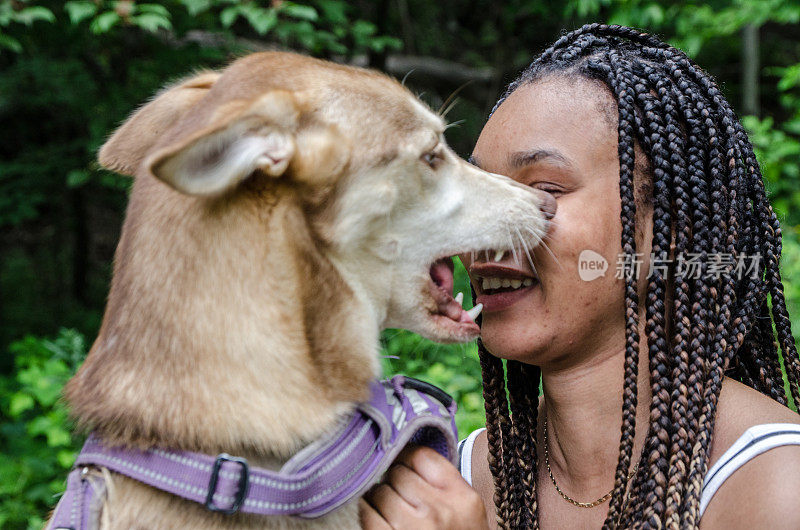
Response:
[421,150,443,169]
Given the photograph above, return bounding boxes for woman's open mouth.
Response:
[470,260,540,312]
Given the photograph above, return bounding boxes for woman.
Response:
[360,24,800,529]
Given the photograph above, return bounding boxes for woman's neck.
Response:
[539,321,652,498]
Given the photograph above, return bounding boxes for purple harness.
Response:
[48,375,458,528]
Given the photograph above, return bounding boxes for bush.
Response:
[0,329,85,529]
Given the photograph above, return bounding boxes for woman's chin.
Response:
[480,317,549,363]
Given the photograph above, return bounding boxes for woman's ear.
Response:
[98,71,220,177]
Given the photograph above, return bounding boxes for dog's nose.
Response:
[534,189,557,220]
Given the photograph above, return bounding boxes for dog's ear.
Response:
[98,71,221,177]
[143,90,347,197]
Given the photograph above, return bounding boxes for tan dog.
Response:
[58,51,555,529]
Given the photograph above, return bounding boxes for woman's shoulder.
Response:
[711,376,800,463]
[699,377,800,528]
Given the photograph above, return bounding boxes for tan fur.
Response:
[56,51,553,528]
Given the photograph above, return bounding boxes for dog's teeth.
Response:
[522,278,533,287]
[454,292,464,305]
[494,250,505,262]
[510,279,522,289]
[466,303,483,321]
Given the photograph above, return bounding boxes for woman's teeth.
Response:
[481,277,535,290]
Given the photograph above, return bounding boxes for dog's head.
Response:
[99,52,554,346]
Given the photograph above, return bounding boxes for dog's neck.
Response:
[65,175,379,461]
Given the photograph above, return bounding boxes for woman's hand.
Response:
[359,445,489,529]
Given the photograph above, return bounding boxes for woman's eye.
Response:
[533,184,562,196]
[421,150,443,169]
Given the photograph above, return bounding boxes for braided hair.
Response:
[478,24,799,529]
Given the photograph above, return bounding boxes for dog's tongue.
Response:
[429,259,478,324]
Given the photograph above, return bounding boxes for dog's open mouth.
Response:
[427,257,482,338]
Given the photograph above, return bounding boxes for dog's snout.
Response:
[533,189,557,220]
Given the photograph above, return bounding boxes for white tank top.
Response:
[457,422,800,519]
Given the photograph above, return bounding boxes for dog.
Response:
[55,51,555,529]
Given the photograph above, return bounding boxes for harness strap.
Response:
[48,376,457,527]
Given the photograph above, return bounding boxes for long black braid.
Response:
[477,24,799,529]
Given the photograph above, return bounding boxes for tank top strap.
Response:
[699,422,800,517]
[457,427,486,485]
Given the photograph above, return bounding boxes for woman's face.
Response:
[465,76,652,368]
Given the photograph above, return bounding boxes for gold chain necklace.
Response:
[542,418,638,508]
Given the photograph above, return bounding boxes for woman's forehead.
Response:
[472,78,618,173]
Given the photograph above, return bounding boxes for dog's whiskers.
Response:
[514,226,538,275]
[437,81,473,118]
[507,233,519,266]
[439,98,461,120]
[539,238,563,271]
[521,226,564,272]
[401,68,416,87]
[444,119,466,130]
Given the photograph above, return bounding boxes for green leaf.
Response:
[351,19,376,38]
[778,64,800,92]
[282,3,318,21]
[14,6,56,26]
[135,3,171,18]
[0,32,21,53]
[90,11,121,34]
[64,1,98,24]
[220,6,240,28]
[240,5,277,35]
[45,425,71,448]
[180,0,213,16]
[66,170,90,188]
[314,0,347,24]
[27,416,52,438]
[369,35,402,53]
[57,450,77,469]
[9,393,35,417]
[132,13,172,33]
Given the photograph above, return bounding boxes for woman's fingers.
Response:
[361,445,489,529]
[384,463,435,509]
[359,498,392,529]
[393,445,463,490]
[367,482,423,521]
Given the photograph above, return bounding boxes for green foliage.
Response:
[744,62,800,226]
[0,329,86,529]
[0,0,401,55]
[382,333,486,435]
[0,1,54,52]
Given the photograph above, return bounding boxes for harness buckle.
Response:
[205,453,250,514]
